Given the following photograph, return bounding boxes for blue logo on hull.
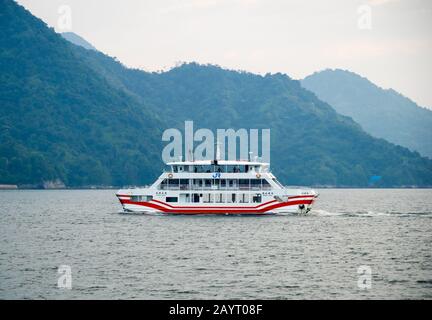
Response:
[212,172,221,179]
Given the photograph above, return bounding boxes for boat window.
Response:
[202,165,212,173]
[180,194,190,203]
[179,179,189,190]
[239,179,249,190]
[159,179,167,189]
[239,193,249,203]
[250,179,262,189]
[168,179,180,188]
[193,179,202,187]
[228,179,236,188]
[172,165,178,173]
[203,193,213,203]
[192,193,200,203]
[227,165,244,173]
[262,179,271,189]
[215,193,224,203]
[166,197,178,203]
[130,195,152,202]
[252,194,262,203]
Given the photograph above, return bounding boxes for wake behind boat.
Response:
[116,157,318,215]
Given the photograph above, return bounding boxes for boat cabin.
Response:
[166,160,269,174]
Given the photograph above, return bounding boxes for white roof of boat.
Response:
[166,160,269,166]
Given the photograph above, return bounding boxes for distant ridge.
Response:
[302,69,432,158]
[61,32,97,51]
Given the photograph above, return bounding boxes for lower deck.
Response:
[117,191,316,214]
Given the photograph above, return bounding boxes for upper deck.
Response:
[165,160,270,174]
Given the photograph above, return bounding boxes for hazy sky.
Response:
[17,0,432,108]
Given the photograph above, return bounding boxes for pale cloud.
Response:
[159,0,260,14]
[368,0,398,6]
[323,38,431,60]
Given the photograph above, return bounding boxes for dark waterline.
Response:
[0,189,431,299]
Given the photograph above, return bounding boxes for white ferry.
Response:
[116,158,318,215]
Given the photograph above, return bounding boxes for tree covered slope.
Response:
[302,69,432,158]
[1,0,431,187]
[0,0,163,186]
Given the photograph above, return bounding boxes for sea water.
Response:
[0,189,431,299]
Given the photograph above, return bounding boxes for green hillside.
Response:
[1,0,431,187]
[302,69,432,158]
[0,0,163,186]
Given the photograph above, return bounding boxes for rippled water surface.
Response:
[0,189,431,299]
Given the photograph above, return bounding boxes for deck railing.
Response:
[159,185,272,191]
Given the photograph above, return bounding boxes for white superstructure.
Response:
[116,159,318,215]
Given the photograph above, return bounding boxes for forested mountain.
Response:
[302,69,432,158]
[1,0,432,187]
[0,0,163,186]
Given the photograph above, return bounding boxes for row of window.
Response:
[169,193,262,204]
[160,178,271,188]
[131,195,153,202]
[171,165,260,173]
[130,193,263,204]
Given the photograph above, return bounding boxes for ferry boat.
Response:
[116,158,318,215]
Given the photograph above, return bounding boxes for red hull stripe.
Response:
[119,199,314,214]
[151,199,277,209]
[118,194,315,198]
